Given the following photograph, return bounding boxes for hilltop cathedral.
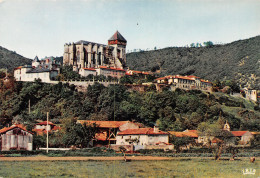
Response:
[63,31,127,78]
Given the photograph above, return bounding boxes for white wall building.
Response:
[116,127,169,146]
[14,56,60,83]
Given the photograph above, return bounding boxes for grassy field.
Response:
[0,158,259,177]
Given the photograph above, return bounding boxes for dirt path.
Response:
[0,156,201,161]
[0,156,255,161]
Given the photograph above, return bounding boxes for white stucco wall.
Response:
[116,134,169,145]
[1,129,33,151]
[79,68,97,77]
[35,125,51,131]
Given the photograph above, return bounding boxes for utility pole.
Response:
[28,99,31,114]
[46,112,49,153]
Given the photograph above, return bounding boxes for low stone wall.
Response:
[47,80,119,92]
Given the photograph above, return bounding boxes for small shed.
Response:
[0,125,33,151]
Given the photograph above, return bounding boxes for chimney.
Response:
[154,126,159,133]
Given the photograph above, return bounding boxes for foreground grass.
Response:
[0,159,258,177]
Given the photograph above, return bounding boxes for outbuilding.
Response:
[0,125,33,151]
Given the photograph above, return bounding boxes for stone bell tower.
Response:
[108,31,127,69]
[223,121,230,131]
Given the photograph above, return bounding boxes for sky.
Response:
[0,0,259,59]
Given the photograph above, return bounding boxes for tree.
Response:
[33,135,46,149]
[59,65,81,80]
[119,76,134,84]
[62,119,97,148]
[203,41,214,47]
[197,122,236,160]
[170,135,195,152]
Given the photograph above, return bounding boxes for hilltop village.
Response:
[0,31,259,156]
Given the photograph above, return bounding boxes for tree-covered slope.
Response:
[126,36,260,89]
[0,80,259,132]
[0,46,32,71]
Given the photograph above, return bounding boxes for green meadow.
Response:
[0,159,259,178]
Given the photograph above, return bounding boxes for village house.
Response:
[155,75,212,91]
[116,127,169,146]
[243,88,258,102]
[77,120,143,146]
[231,131,254,145]
[0,125,33,151]
[32,121,60,136]
[14,56,61,83]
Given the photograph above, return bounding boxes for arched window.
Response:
[77,51,80,63]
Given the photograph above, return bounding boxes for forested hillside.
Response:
[0,80,259,132]
[126,36,260,89]
[0,46,32,71]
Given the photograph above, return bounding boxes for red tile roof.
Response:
[184,130,198,134]
[169,131,198,138]
[231,131,250,137]
[155,77,166,80]
[201,79,212,84]
[117,128,169,135]
[83,68,96,71]
[98,66,125,71]
[36,121,55,126]
[187,75,200,79]
[155,75,212,83]
[175,75,194,80]
[77,120,130,128]
[14,66,23,70]
[0,124,32,134]
[108,31,127,42]
[251,132,260,135]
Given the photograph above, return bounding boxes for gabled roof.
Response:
[0,124,32,134]
[108,31,127,42]
[33,56,40,62]
[117,128,169,135]
[231,131,250,137]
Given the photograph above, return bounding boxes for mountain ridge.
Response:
[126,35,260,89]
[0,46,32,71]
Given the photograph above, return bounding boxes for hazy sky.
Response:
[0,0,259,59]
